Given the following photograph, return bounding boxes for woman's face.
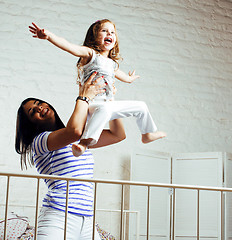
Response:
[23,100,56,127]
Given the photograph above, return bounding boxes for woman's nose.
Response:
[35,105,43,112]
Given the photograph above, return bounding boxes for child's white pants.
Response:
[81,100,157,145]
[37,207,101,240]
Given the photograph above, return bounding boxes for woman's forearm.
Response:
[66,99,89,137]
[90,119,126,148]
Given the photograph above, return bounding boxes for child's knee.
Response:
[137,101,148,113]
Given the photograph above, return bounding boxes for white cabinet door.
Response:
[224,152,232,239]
[130,149,172,240]
[130,151,232,239]
[172,152,223,239]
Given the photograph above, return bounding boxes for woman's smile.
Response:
[41,107,49,117]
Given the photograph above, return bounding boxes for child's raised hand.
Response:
[128,70,140,83]
[29,22,48,40]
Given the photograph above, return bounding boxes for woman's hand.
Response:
[29,22,48,39]
[79,72,106,100]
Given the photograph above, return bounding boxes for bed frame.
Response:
[1,171,232,240]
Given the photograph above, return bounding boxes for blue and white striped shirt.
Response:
[32,131,94,217]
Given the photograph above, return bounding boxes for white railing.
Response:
[96,209,140,240]
[1,171,232,240]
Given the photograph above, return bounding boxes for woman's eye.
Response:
[31,109,36,116]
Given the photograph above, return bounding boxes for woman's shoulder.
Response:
[32,131,52,156]
[33,131,51,142]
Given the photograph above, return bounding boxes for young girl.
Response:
[29,19,166,157]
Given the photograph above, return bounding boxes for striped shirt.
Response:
[32,131,94,217]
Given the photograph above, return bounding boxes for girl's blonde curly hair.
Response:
[77,19,121,80]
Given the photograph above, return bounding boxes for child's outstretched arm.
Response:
[115,69,140,83]
[29,22,92,59]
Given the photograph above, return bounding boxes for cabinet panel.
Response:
[172,152,223,238]
[130,150,171,239]
[130,151,232,239]
[224,153,232,239]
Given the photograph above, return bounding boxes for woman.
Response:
[15,72,126,239]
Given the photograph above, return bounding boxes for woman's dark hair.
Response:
[15,97,65,170]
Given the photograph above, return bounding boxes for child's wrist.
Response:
[45,30,51,40]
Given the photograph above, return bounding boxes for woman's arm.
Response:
[29,22,92,58]
[47,73,105,151]
[89,118,126,148]
[115,69,140,83]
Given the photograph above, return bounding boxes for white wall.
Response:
[0,0,232,234]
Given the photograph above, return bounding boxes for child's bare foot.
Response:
[72,143,87,157]
[142,131,167,144]
[72,138,93,157]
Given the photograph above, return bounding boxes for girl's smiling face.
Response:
[23,100,56,127]
[97,22,116,52]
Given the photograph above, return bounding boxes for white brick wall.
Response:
[0,0,232,235]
